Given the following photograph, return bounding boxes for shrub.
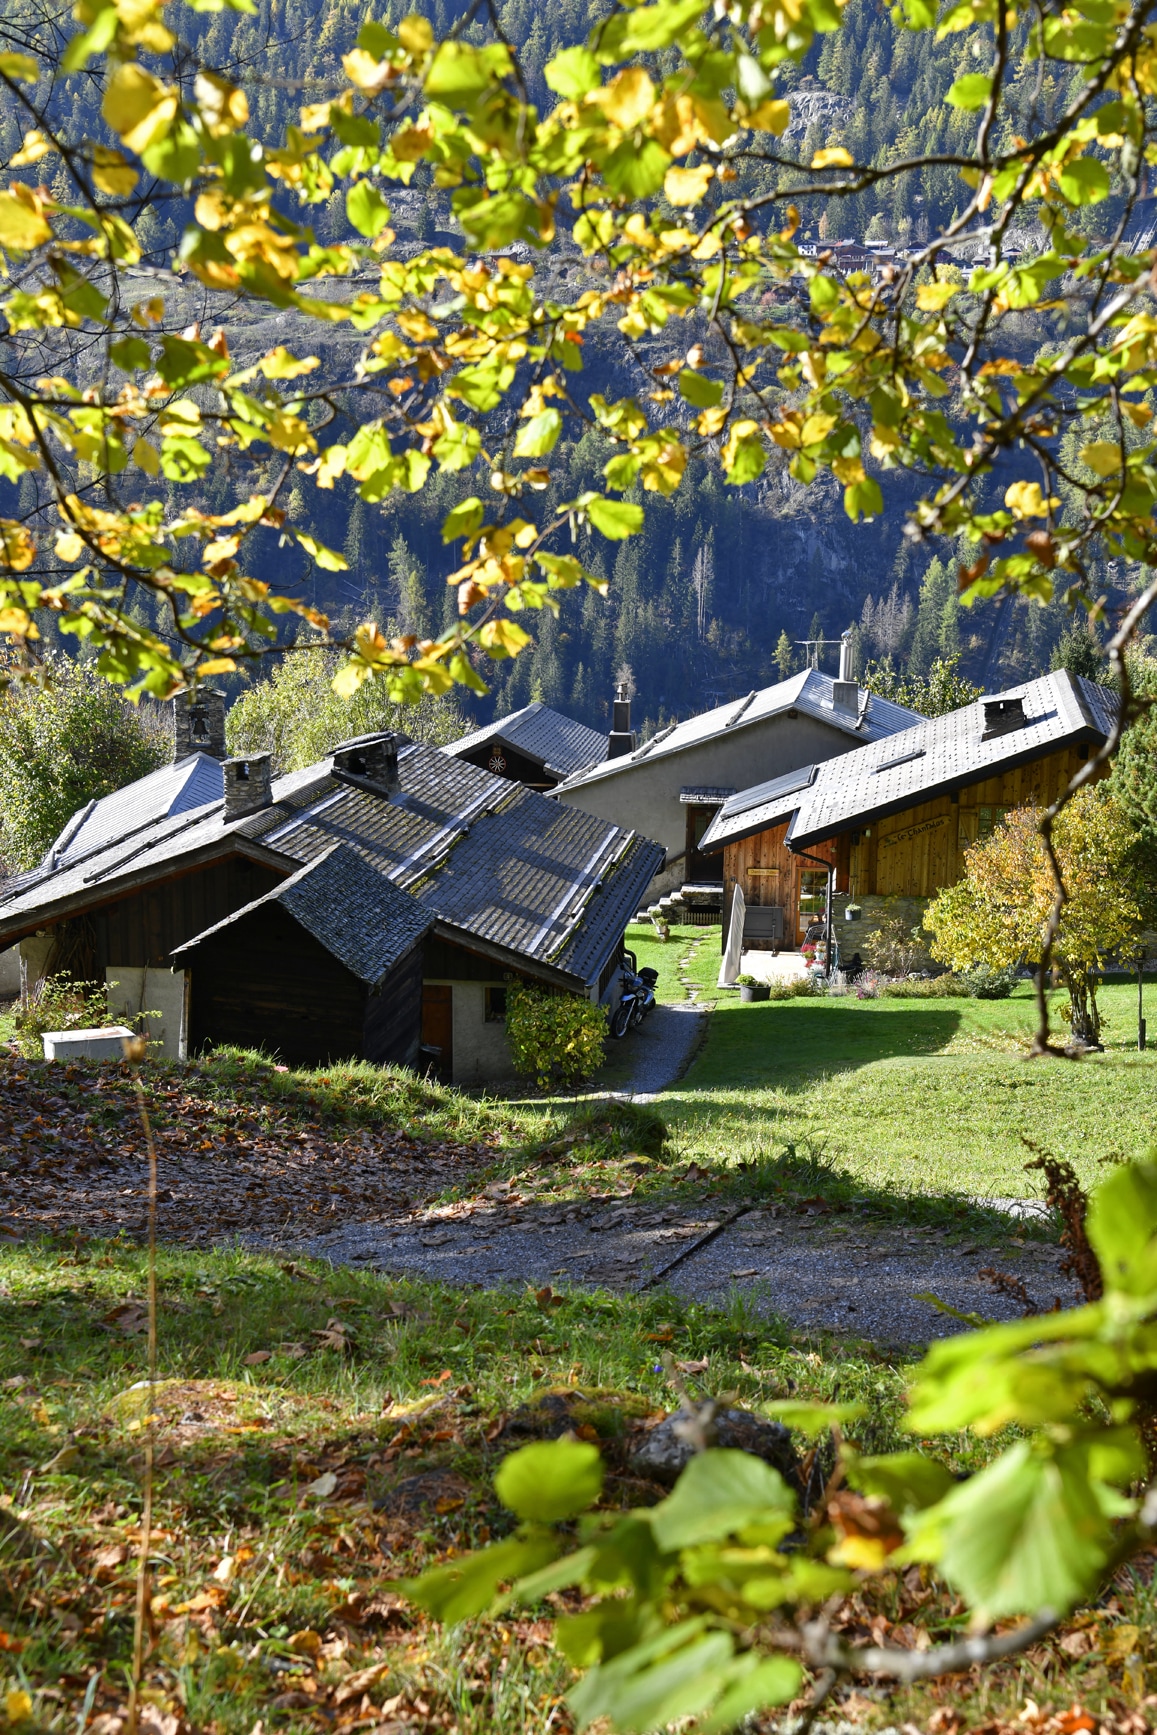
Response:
[506,984,607,1090]
[765,976,819,1001]
[735,973,757,986]
[961,963,1020,1000]
[881,973,968,998]
[863,907,930,976]
[14,974,110,1059]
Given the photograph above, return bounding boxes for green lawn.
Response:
[663,978,1157,1199]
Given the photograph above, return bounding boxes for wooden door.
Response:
[421,984,453,1081]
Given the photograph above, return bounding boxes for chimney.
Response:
[981,695,1026,740]
[607,681,636,759]
[331,732,400,795]
[838,631,854,683]
[222,753,273,819]
[173,689,226,761]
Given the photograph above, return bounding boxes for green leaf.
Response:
[544,46,600,100]
[109,337,152,372]
[845,476,883,521]
[583,496,644,540]
[946,73,993,111]
[809,273,840,312]
[1080,440,1124,477]
[346,181,391,239]
[424,40,510,107]
[432,422,481,472]
[1059,158,1111,206]
[760,1399,865,1438]
[1086,1160,1157,1296]
[907,1440,1118,1618]
[494,1439,604,1523]
[614,0,708,54]
[156,335,228,389]
[678,371,724,409]
[441,497,485,544]
[603,453,642,490]
[696,1654,802,1735]
[400,1533,558,1624]
[568,1619,734,1735]
[357,20,399,57]
[448,650,489,693]
[845,1451,955,1513]
[603,140,672,201]
[649,1450,795,1552]
[725,434,766,487]
[514,409,561,458]
[535,552,599,589]
[141,118,201,185]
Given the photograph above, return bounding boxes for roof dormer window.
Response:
[982,696,1026,740]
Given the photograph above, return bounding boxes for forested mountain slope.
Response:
[0,0,1130,737]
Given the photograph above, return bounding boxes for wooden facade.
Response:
[722,742,1098,940]
[186,901,425,1068]
[455,740,558,790]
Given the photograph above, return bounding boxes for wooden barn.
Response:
[698,671,1118,958]
[0,723,663,1080]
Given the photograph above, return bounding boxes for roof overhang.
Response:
[429,919,588,992]
[0,834,295,949]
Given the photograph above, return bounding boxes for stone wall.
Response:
[833,894,932,969]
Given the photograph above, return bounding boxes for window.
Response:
[485,986,507,1022]
[799,869,828,917]
[977,806,1010,841]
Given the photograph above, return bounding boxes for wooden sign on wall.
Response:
[880,814,949,850]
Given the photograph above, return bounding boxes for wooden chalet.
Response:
[444,701,606,791]
[0,721,662,1082]
[698,671,1118,954]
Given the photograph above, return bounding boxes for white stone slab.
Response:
[42,1025,135,1061]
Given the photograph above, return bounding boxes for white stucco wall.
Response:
[106,966,189,1061]
[429,980,518,1087]
[554,713,869,867]
[0,947,20,998]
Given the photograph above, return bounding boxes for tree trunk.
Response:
[1064,966,1102,1048]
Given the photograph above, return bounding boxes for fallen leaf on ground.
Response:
[675,1358,709,1375]
[333,1662,390,1706]
[289,1628,322,1657]
[303,1471,337,1498]
[103,1303,148,1335]
[420,1369,452,1388]
[730,1268,758,1279]
[242,1351,271,1366]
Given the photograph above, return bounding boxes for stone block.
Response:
[42,1025,134,1061]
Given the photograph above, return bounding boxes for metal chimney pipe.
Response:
[838,631,854,683]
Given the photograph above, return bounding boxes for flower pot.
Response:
[753,983,770,1001]
[843,903,862,922]
[739,984,757,1002]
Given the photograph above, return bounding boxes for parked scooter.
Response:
[610,951,659,1038]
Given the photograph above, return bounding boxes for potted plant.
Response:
[843,902,862,922]
[737,973,758,1002]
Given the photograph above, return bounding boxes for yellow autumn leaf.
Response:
[4,1690,32,1723]
[479,617,532,658]
[746,99,790,135]
[259,347,320,380]
[598,67,655,130]
[831,454,866,485]
[0,190,51,250]
[55,531,86,562]
[133,437,160,476]
[696,405,727,436]
[0,521,36,572]
[342,49,392,95]
[196,657,238,676]
[1079,441,1123,477]
[266,413,318,455]
[915,281,957,311]
[801,413,838,445]
[395,309,439,343]
[398,13,434,52]
[91,146,138,195]
[194,71,249,135]
[12,129,53,167]
[0,53,39,82]
[1005,479,1059,515]
[811,146,854,168]
[0,607,35,637]
[664,165,713,207]
[102,63,178,156]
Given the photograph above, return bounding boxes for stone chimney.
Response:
[173,689,226,761]
[222,753,273,819]
[331,733,400,795]
[607,682,636,759]
[832,631,858,712]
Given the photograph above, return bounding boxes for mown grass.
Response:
[661,978,1157,1202]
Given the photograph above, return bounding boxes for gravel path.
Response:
[610,1000,708,1102]
[301,1194,1078,1344]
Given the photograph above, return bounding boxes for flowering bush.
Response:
[855,970,883,1000]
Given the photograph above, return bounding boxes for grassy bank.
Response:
[0,1240,908,1735]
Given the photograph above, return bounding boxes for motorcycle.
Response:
[610,951,659,1038]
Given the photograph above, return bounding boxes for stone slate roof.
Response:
[0,738,661,992]
[446,702,606,779]
[172,844,432,984]
[699,671,1117,854]
[553,670,923,795]
[13,754,225,892]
